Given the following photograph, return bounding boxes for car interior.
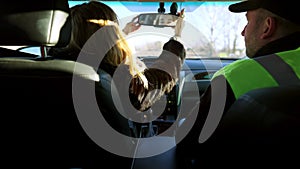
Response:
[0,0,116,168]
[0,0,299,168]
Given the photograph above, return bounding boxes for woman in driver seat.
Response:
[48,1,186,137]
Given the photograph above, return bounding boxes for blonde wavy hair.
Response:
[88,19,148,88]
[49,1,148,88]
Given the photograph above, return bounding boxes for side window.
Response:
[19,47,41,55]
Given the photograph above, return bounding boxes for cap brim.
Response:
[229,1,260,13]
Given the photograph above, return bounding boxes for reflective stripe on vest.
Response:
[277,47,300,80]
[212,47,300,99]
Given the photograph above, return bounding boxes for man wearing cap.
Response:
[176,0,300,166]
[212,0,300,105]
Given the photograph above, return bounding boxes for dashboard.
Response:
[142,57,239,134]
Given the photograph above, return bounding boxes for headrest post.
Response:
[40,46,48,59]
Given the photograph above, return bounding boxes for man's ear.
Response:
[261,16,276,39]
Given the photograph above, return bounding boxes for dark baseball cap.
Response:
[229,0,299,25]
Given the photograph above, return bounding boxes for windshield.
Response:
[18,1,246,59]
[73,1,246,59]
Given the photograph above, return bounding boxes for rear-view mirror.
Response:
[138,13,178,27]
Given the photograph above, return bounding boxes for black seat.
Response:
[0,0,134,168]
[175,85,300,168]
[202,85,300,167]
[185,85,300,167]
[212,85,300,144]
[97,68,133,137]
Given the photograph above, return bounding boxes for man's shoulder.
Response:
[212,58,254,78]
